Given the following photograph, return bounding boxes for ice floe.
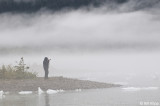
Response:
[38,87,44,95]
[0,91,5,99]
[46,89,58,94]
[142,87,159,90]
[122,87,159,91]
[56,89,64,93]
[19,91,33,94]
[0,90,4,96]
[75,89,82,92]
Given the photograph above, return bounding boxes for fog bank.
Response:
[0,0,160,54]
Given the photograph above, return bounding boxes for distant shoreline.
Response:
[0,77,121,92]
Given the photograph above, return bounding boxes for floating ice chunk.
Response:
[19,91,33,94]
[75,89,82,92]
[0,91,4,96]
[122,87,159,91]
[38,87,44,95]
[0,91,5,99]
[122,87,141,91]
[142,87,159,90]
[46,89,58,94]
[56,89,64,93]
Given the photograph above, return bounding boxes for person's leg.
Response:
[45,69,47,79]
[45,69,48,79]
[47,70,49,79]
[46,70,48,79]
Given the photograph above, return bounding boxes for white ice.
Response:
[142,87,159,90]
[0,91,5,99]
[75,89,82,92]
[56,89,64,93]
[19,91,33,94]
[38,87,44,95]
[46,89,58,94]
[122,87,159,91]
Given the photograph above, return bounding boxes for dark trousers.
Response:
[44,69,49,79]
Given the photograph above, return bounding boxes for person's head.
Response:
[44,57,48,61]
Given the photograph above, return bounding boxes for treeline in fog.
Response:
[0,0,138,13]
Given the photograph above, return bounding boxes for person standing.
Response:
[43,57,50,79]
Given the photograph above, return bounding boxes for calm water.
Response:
[0,87,160,106]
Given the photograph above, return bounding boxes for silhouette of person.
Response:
[43,57,50,79]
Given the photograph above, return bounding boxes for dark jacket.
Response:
[43,57,49,72]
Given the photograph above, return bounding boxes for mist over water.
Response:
[0,10,160,50]
[0,1,160,51]
[0,0,160,86]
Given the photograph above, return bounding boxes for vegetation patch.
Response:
[0,57,37,79]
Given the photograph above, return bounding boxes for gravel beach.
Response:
[0,77,121,92]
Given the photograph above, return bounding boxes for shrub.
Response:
[0,57,37,79]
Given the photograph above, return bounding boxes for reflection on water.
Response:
[0,88,160,106]
[45,94,50,106]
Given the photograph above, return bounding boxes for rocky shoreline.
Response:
[0,77,121,92]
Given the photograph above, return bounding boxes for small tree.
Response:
[14,57,29,71]
[14,57,30,79]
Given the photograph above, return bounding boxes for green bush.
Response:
[0,57,37,79]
